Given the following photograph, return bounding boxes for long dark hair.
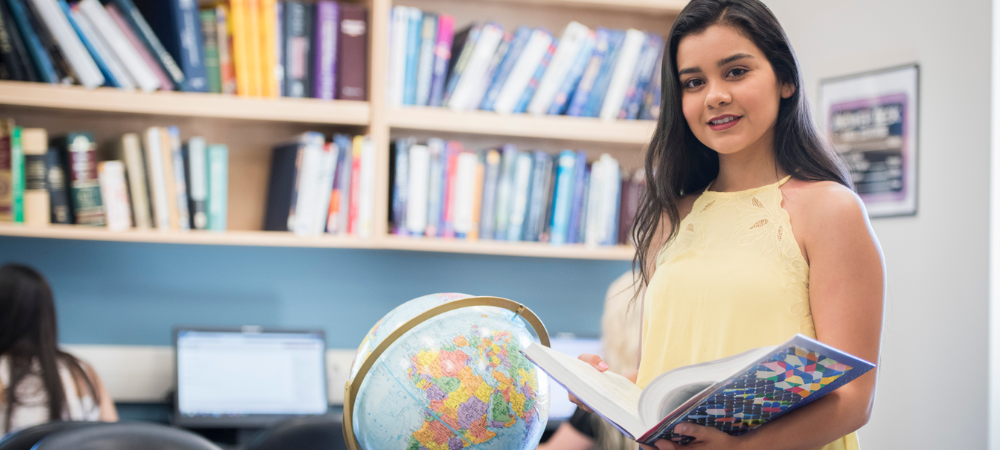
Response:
[631,0,852,287]
[0,264,97,432]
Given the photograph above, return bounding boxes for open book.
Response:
[523,334,874,445]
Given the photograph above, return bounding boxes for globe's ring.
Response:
[343,296,550,450]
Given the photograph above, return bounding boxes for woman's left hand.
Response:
[638,423,744,450]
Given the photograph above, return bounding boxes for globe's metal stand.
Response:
[342,296,550,450]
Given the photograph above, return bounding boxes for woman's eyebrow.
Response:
[718,53,754,66]
[678,66,702,76]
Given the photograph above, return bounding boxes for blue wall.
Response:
[0,236,631,348]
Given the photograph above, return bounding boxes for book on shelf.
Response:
[21,127,47,225]
[0,120,12,221]
[105,0,185,89]
[206,143,227,231]
[335,3,365,101]
[76,0,159,92]
[97,160,130,231]
[116,132,151,229]
[6,0,59,83]
[185,136,208,230]
[522,334,875,445]
[44,141,69,224]
[199,8,221,93]
[51,131,104,226]
[30,0,103,88]
[64,0,128,89]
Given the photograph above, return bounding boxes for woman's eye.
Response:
[728,68,748,77]
[683,78,704,89]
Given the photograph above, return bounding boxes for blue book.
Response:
[549,150,576,245]
[511,37,557,114]
[392,138,413,235]
[106,0,185,89]
[621,34,664,120]
[478,148,501,240]
[565,150,587,244]
[546,30,596,116]
[56,0,118,87]
[402,7,422,105]
[5,0,56,83]
[582,30,626,117]
[524,151,552,242]
[133,0,208,92]
[414,12,437,106]
[425,138,446,237]
[523,334,875,445]
[566,28,617,117]
[479,25,531,112]
[640,44,665,121]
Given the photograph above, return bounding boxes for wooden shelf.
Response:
[387,107,656,146]
[461,0,687,16]
[0,81,371,126]
[0,224,634,260]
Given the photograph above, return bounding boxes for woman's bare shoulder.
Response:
[783,179,869,235]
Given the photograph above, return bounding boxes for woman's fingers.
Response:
[567,392,592,413]
[577,353,609,372]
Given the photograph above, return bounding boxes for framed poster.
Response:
[819,64,919,217]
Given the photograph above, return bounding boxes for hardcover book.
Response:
[312,0,337,100]
[282,1,312,98]
[21,128,47,225]
[54,131,104,226]
[335,3,366,101]
[523,334,875,445]
[104,0,185,89]
[425,14,452,107]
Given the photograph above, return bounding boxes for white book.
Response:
[186,137,208,230]
[448,23,504,112]
[143,127,170,231]
[309,142,339,236]
[493,29,553,115]
[527,21,590,116]
[69,7,135,90]
[599,29,646,121]
[452,152,478,235]
[357,137,376,238]
[77,0,159,92]
[388,6,410,107]
[406,144,430,235]
[505,152,534,241]
[30,0,104,88]
[600,156,621,245]
[584,157,604,247]
[98,161,131,231]
[493,145,518,238]
[290,133,326,235]
[120,133,150,229]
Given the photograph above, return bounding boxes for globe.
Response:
[344,293,551,450]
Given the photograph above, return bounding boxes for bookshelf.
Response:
[0,0,687,261]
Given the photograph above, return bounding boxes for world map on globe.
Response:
[347,293,549,450]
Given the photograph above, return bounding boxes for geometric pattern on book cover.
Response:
[669,346,852,443]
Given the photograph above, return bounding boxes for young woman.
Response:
[574,1,885,449]
[0,264,118,436]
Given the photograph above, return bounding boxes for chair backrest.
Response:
[245,416,347,450]
[32,422,222,450]
[0,421,104,450]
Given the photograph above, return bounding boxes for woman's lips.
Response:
[708,115,742,131]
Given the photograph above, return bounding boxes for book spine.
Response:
[566,28,609,117]
[528,21,588,116]
[478,149,500,239]
[524,151,550,242]
[492,28,551,115]
[358,136,375,238]
[492,143,517,239]
[1,0,37,82]
[324,134,344,233]
[506,151,533,241]
[245,0,262,96]
[177,0,208,92]
[566,150,587,243]
[44,145,70,223]
[405,143,429,235]
[401,7,421,105]
[5,0,56,82]
[57,0,116,87]
[157,128,178,230]
[63,132,104,226]
[549,150,575,245]
[229,0,250,96]
[25,0,77,83]
[467,30,511,111]
[68,3,133,89]
[290,133,323,234]
[512,37,556,114]
[30,0,102,87]
[335,3,365,101]
[452,151,477,237]
[10,125,21,222]
[167,127,189,230]
[347,135,362,235]
[215,5,236,95]
[312,1,337,100]
[273,0,282,95]
[282,1,311,97]
[584,158,603,246]
[599,29,645,121]
[582,30,626,117]
[259,0,276,97]
[186,136,207,230]
[387,6,407,106]
[448,22,502,112]
[333,134,351,233]
[21,128,47,225]
[120,133,150,229]
[93,2,162,91]
[311,141,337,235]
[602,158,621,245]
[142,127,168,229]
[106,0,184,88]
[441,22,481,108]
[640,44,664,121]
[621,35,662,120]
[206,144,227,231]
[0,0,27,81]
[538,158,558,242]
[547,30,595,115]
[425,14,452,107]
[392,138,410,234]
[0,121,11,220]
[98,160,131,231]
[480,25,530,111]
[575,166,590,244]
[413,11,436,106]
[200,8,221,93]
[468,151,485,240]
[423,138,444,236]
[440,140,461,238]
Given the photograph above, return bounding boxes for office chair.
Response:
[32,422,222,450]
[0,421,104,450]
[245,416,348,450]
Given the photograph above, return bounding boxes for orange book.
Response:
[230,0,251,96]
[468,154,485,241]
[246,0,263,97]
[348,136,363,235]
[259,0,278,98]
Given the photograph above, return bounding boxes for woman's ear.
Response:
[780,81,796,99]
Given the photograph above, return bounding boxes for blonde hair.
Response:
[593,271,642,450]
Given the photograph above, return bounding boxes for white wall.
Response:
[763,1,992,448]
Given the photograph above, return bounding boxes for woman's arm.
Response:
[643,183,885,450]
[536,422,594,450]
[82,363,119,422]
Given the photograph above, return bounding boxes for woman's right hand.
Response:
[568,353,611,413]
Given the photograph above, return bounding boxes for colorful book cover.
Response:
[347,135,362,235]
[387,6,408,106]
[441,22,481,108]
[58,132,104,226]
[327,133,352,234]
[259,0,277,97]
[185,136,208,230]
[566,150,589,244]
[512,37,557,114]
[57,0,117,88]
[44,145,70,224]
[282,1,312,97]
[480,25,531,111]
[426,14,453,107]
[199,8,221,93]
[566,28,611,117]
[538,159,558,243]
[621,34,664,120]
[467,151,485,241]
[413,11,437,106]
[478,148,500,240]
[466,29,511,111]
[21,128,48,226]
[549,149,576,245]
[105,0,184,88]
[216,4,237,95]
[640,44,665,121]
[547,29,597,116]
[166,127,189,231]
[492,27,552,115]
[441,140,461,238]
[447,22,503,112]
[206,144,227,231]
[273,0,282,95]
[582,30,627,117]
[401,7,422,106]
[599,28,646,121]
[528,21,590,116]
[312,0,338,100]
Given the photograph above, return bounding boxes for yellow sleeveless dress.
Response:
[636,176,859,450]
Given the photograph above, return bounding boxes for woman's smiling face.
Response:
[676,24,794,156]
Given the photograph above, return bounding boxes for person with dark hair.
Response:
[0,264,118,436]
[573,1,884,449]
